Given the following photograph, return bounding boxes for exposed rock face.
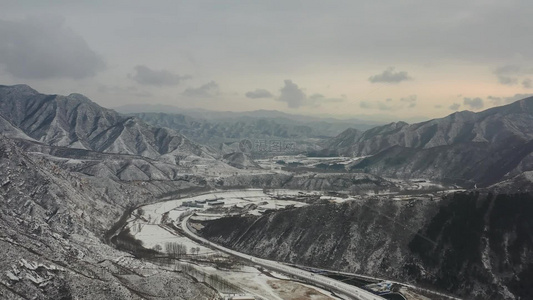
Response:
[200,192,533,299]
[213,172,396,193]
[0,84,216,160]
[322,97,533,186]
[13,139,195,181]
[0,84,241,181]
[0,135,214,299]
[489,171,533,193]
[222,152,260,169]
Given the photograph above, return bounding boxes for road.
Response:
[181,215,386,300]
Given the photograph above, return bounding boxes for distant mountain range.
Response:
[115,103,385,125]
[0,84,236,180]
[0,101,216,300]
[322,97,533,186]
[118,109,381,156]
[115,105,382,151]
[3,84,533,187]
[128,112,358,151]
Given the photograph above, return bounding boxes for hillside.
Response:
[200,192,533,299]
[0,85,217,161]
[128,111,374,154]
[0,135,214,299]
[322,97,533,186]
[0,84,243,180]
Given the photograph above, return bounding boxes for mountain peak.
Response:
[0,84,217,161]
[0,84,39,96]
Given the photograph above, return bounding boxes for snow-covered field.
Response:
[123,189,345,299]
[127,189,332,257]
[255,155,369,170]
[129,224,214,255]
[131,189,308,226]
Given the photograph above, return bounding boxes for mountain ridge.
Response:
[0,84,218,162]
[323,97,533,186]
[326,97,533,156]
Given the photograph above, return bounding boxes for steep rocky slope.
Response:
[326,98,533,156]
[0,85,217,161]
[322,97,533,186]
[14,139,193,181]
[222,152,261,169]
[0,135,214,299]
[213,172,397,193]
[200,192,533,299]
[0,84,242,181]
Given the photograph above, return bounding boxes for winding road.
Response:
[180,215,386,300]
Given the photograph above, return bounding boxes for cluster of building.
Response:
[181,198,225,208]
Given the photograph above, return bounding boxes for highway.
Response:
[181,215,386,300]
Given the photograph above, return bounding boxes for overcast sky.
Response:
[1,0,532,121]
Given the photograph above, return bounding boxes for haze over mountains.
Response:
[0,92,216,298]
[1,84,533,299]
[116,106,380,154]
[3,83,533,188]
[0,84,237,181]
[0,84,215,159]
[114,103,392,126]
[321,97,533,187]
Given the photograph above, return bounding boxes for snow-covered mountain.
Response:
[0,134,214,299]
[0,84,217,161]
[0,84,245,180]
[323,97,533,186]
[200,191,533,300]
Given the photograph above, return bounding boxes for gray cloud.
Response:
[0,16,104,79]
[278,80,307,108]
[245,88,273,99]
[4,2,533,88]
[523,78,532,89]
[494,65,533,86]
[497,76,518,85]
[488,93,533,105]
[487,96,502,105]
[449,103,461,111]
[359,96,416,111]
[183,81,220,98]
[309,93,344,103]
[98,85,153,98]
[495,65,522,74]
[359,100,397,111]
[463,97,484,110]
[359,101,372,109]
[368,67,412,84]
[275,81,343,108]
[129,65,189,86]
[400,95,417,108]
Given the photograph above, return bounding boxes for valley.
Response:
[0,84,532,299]
[117,189,461,300]
[2,1,533,299]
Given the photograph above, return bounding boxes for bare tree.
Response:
[165,242,188,258]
